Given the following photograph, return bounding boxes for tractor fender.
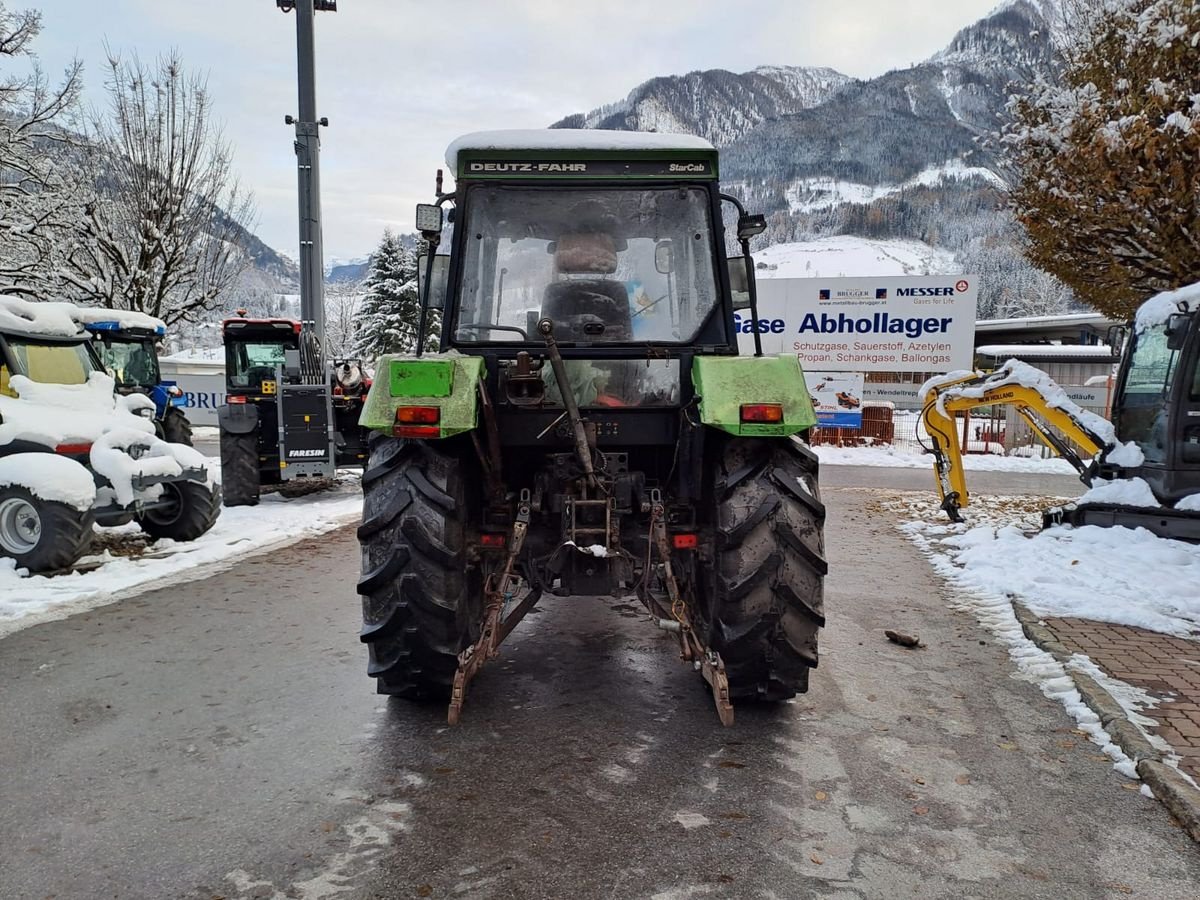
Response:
[358,354,485,438]
[0,451,97,511]
[218,401,259,435]
[692,355,818,437]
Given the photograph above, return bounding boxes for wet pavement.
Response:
[1,471,1196,900]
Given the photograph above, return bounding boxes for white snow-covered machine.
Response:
[921,283,1200,542]
[0,298,220,572]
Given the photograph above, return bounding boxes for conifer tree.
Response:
[1005,0,1200,318]
[351,230,424,361]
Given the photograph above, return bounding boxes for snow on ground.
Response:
[0,476,362,639]
[890,493,1200,639]
[754,236,957,279]
[814,444,1078,474]
[880,493,1145,779]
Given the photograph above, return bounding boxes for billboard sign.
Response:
[735,275,979,372]
[804,371,864,428]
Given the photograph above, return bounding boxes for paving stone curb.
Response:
[1009,597,1200,845]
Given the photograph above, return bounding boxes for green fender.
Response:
[359,354,485,437]
[692,355,818,437]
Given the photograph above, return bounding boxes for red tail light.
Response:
[55,442,93,456]
[227,395,247,405]
[393,406,441,438]
[672,533,698,549]
[395,406,440,424]
[740,403,783,423]
[480,533,506,548]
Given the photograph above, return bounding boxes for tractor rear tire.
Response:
[220,430,261,507]
[161,407,194,446]
[357,435,483,700]
[137,480,221,542]
[0,487,94,573]
[697,436,827,701]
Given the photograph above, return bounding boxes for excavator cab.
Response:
[1107,303,1200,506]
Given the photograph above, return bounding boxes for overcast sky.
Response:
[37,0,1001,262]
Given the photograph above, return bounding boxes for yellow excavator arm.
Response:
[920,362,1116,521]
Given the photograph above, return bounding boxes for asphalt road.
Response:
[2,470,1196,900]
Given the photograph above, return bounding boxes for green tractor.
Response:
[356,130,825,725]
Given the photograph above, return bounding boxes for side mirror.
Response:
[415,203,443,238]
[654,239,674,275]
[736,214,767,241]
[727,256,753,310]
[417,255,450,310]
[1166,312,1192,351]
[1105,323,1128,355]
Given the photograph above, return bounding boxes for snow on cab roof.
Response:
[0,297,85,338]
[445,129,716,170]
[1134,280,1200,332]
[62,305,167,334]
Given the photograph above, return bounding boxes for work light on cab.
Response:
[393,406,441,438]
[740,403,783,423]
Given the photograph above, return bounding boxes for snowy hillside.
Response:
[755,237,958,279]
[552,65,851,146]
[782,159,1005,215]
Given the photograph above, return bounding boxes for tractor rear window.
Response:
[455,185,720,345]
[227,340,294,389]
[5,339,97,385]
[95,338,160,389]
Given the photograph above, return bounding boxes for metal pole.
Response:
[292,0,325,352]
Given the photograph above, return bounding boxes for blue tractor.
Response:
[73,309,194,446]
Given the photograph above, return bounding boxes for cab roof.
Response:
[222,316,302,334]
[446,129,717,176]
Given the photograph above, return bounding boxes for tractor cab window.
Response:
[1116,326,1179,464]
[5,338,97,386]
[227,340,294,389]
[95,337,160,389]
[455,185,719,345]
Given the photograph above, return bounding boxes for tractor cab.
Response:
[222,316,301,401]
[59,307,194,444]
[89,323,163,393]
[1107,289,1200,505]
[408,132,781,452]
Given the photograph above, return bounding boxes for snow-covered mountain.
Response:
[325,255,370,283]
[549,0,1066,317]
[551,65,852,146]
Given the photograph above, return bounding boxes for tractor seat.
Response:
[541,280,632,341]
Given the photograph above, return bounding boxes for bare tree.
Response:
[0,3,83,296]
[324,279,365,358]
[62,50,255,325]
